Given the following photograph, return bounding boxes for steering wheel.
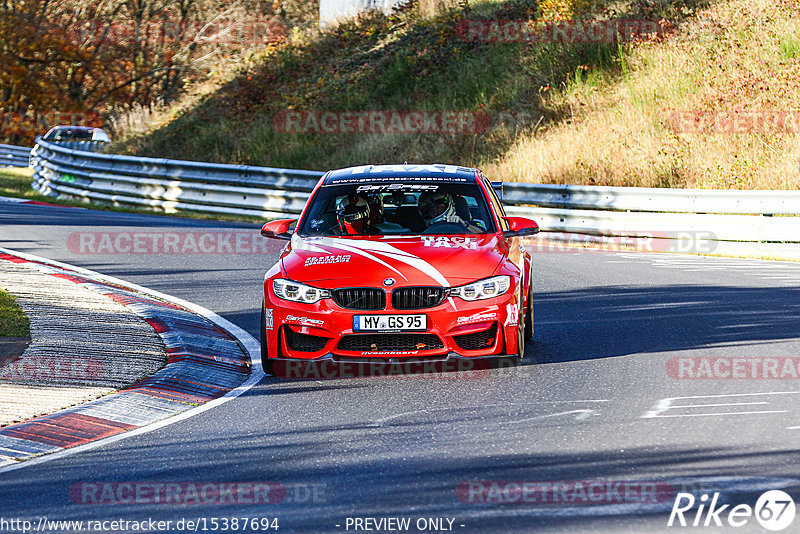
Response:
[421,221,467,234]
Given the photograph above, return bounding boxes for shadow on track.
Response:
[528,284,800,364]
[232,284,800,378]
[4,439,798,533]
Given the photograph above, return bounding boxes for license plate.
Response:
[353,314,426,332]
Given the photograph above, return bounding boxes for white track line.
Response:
[0,247,265,475]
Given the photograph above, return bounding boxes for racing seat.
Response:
[392,205,426,233]
[454,195,471,223]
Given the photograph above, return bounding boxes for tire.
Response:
[524,279,534,342]
[261,301,273,375]
[508,294,524,365]
[516,299,525,360]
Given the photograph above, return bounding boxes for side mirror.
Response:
[502,217,540,238]
[261,219,296,240]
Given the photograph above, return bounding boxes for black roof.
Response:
[324,164,479,185]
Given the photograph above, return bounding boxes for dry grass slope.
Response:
[114,0,799,189]
[486,0,800,188]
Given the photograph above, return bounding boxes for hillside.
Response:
[114,0,800,189]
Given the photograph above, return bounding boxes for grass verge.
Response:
[0,288,30,338]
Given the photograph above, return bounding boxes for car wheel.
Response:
[524,280,534,341]
[261,301,273,375]
[513,296,525,362]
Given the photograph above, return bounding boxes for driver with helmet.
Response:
[418,191,482,233]
[337,195,372,235]
[337,194,405,235]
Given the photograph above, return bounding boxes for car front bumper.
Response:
[263,281,522,364]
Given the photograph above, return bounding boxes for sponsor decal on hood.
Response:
[283,235,505,285]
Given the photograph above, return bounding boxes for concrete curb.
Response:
[0,248,263,469]
[0,260,166,425]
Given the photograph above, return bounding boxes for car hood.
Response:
[282,235,507,286]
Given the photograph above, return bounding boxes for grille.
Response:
[453,323,498,351]
[333,288,385,310]
[330,355,447,363]
[284,328,328,352]
[392,287,447,310]
[337,334,444,352]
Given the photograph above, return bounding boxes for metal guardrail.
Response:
[30,138,800,243]
[504,206,800,243]
[503,182,800,216]
[32,138,323,219]
[0,144,31,168]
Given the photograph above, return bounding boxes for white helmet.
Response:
[418,191,455,225]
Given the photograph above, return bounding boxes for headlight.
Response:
[450,275,511,301]
[272,279,331,304]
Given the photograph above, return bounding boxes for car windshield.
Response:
[43,128,94,141]
[298,181,496,236]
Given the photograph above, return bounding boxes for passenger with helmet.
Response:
[418,190,482,233]
[366,194,405,234]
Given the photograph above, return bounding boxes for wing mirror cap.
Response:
[261,219,296,240]
[502,217,540,238]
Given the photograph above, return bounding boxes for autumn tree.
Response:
[0,0,315,144]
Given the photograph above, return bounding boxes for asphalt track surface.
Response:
[2,201,800,533]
